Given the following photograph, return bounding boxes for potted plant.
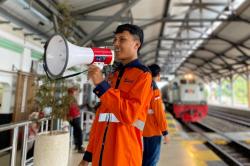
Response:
[32,76,76,166]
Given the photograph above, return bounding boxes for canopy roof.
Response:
[0,0,249,81]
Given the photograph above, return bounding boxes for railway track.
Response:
[208,110,250,128]
[185,122,250,166]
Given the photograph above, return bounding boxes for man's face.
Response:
[113,31,140,63]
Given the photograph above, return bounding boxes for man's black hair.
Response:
[114,24,144,53]
[148,64,161,77]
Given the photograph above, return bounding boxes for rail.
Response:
[185,122,250,166]
[0,110,95,166]
[208,104,250,118]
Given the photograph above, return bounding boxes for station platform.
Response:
[68,113,227,166]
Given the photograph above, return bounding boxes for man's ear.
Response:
[134,40,141,50]
[157,74,161,81]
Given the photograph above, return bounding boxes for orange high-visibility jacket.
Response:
[143,81,168,137]
[83,59,152,166]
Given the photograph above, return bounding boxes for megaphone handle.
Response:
[94,62,104,70]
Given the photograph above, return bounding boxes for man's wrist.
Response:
[93,80,111,97]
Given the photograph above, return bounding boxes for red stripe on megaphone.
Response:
[91,48,113,65]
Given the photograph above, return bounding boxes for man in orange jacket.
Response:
[79,24,152,166]
[142,64,169,166]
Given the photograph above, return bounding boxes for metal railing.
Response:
[0,117,50,166]
[0,110,95,166]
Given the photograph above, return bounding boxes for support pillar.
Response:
[230,75,234,106]
[247,70,250,108]
[218,79,222,104]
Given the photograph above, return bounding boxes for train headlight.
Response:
[184,74,193,80]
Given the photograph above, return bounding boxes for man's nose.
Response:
[113,40,119,46]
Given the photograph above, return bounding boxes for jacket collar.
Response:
[118,59,142,69]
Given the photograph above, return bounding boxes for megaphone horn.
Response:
[44,34,114,79]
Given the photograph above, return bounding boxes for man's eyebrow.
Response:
[114,35,126,38]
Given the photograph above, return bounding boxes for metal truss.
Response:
[177,34,250,81]
[78,0,139,45]
[35,0,87,39]
[155,0,171,63]
[72,0,127,16]
[174,0,250,80]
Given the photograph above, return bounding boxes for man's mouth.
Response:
[114,48,120,52]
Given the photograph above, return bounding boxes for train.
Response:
[161,74,208,122]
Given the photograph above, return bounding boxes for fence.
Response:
[0,110,95,166]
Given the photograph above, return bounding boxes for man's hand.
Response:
[163,135,169,144]
[88,65,104,85]
[78,160,89,166]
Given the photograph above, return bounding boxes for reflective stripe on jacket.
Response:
[83,59,152,166]
[143,81,168,137]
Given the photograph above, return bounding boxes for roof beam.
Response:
[0,7,48,38]
[162,3,197,72]
[75,15,129,22]
[195,47,233,69]
[79,0,140,46]
[141,17,248,29]
[176,35,250,79]
[141,34,172,48]
[214,34,250,51]
[36,0,87,38]
[161,37,214,41]
[72,0,127,16]
[155,0,171,63]
[174,2,228,7]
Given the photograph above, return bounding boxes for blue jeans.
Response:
[142,136,162,166]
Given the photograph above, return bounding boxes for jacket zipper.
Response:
[99,68,125,166]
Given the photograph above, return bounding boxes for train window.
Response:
[173,82,179,89]
[188,80,196,84]
[199,83,204,91]
[180,79,187,84]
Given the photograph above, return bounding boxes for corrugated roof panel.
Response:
[218,22,250,43]
[195,50,215,59]
[143,23,162,42]
[225,48,244,58]
[188,58,204,65]
[204,39,231,53]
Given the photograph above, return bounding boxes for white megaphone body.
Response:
[44,34,114,79]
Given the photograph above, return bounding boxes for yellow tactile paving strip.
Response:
[244,140,250,144]
[213,139,228,145]
[166,112,182,136]
[158,112,224,166]
[181,140,222,166]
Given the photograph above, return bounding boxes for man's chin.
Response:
[115,55,123,61]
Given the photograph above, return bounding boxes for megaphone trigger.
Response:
[93,62,104,70]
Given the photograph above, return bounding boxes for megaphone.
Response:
[44,34,114,79]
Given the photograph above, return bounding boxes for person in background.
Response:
[68,87,85,153]
[26,111,44,159]
[79,24,152,166]
[142,64,169,166]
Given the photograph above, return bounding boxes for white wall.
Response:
[0,26,42,114]
[0,74,16,114]
[0,47,21,71]
[20,48,32,72]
